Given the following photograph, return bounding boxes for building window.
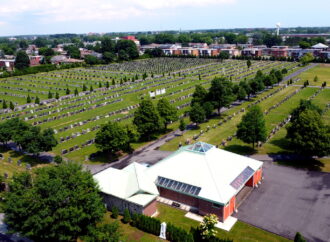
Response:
[212,203,221,209]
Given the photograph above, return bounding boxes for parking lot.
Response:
[236,161,330,242]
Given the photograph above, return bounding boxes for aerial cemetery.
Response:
[0,57,320,163]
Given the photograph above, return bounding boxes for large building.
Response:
[94,142,263,222]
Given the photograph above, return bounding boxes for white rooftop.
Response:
[146,142,262,205]
[94,142,263,206]
[312,43,328,49]
[93,162,158,207]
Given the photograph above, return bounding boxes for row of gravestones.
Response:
[61,112,138,154]
[3,59,228,116]
[3,79,81,92]
[241,86,321,147]
[55,80,203,139]
[31,98,123,126]
[59,93,199,148]
[24,94,122,122]
[199,61,276,80]
[19,90,119,119]
[1,72,192,121]
[191,82,293,146]
[95,58,216,73]
[308,87,323,100]
[0,84,48,95]
[264,89,328,146]
[59,125,99,143]
[57,103,140,136]
[264,87,303,115]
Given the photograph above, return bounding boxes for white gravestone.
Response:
[159,222,166,240]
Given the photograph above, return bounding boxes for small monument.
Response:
[159,222,166,240]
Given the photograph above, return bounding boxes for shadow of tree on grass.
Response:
[224,144,257,155]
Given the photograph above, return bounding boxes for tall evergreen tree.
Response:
[9,101,15,110]
[35,96,40,104]
[2,100,7,109]
[26,94,31,103]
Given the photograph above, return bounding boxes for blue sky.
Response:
[0,0,329,36]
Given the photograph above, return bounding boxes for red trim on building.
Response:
[143,199,157,216]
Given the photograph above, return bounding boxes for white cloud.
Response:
[0,0,235,23]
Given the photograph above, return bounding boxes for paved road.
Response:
[236,161,330,242]
[282,63,318,82]
[85,131,177,174]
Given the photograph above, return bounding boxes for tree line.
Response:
[189,68,285,126]
[0,118,57,156]
[95,98,178,155]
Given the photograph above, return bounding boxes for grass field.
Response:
[95,204,291,242]
[0,58,297,162]
[102,212,163,242]
[295,64,330,86]
[156,203,290,242]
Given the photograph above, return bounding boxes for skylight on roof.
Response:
[156,176,201,196]
[186,142,214,153]
[230,166,254,190]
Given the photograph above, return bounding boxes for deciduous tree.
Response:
[3,163,106,241]
[237,105,267,148]
[157,98,178,130]
[207,77,234,116]
[190,103,206,125]
[133,100,162,140]
[286,108,330,157]
[95,121,131,154]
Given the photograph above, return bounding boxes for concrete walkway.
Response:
[185,212,237,232]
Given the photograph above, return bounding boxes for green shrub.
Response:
[122,208,131,224]
[111,206,119,219]
[294,232,306,242]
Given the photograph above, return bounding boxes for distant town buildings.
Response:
[140,40,330,60]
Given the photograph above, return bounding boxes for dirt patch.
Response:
[318,63,330,67]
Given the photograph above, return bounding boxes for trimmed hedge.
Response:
[131,213,233,242]
[131,213,161,235]
[167,222,194,242]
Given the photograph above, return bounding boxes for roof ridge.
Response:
[132,163,141,192]
[203,152,224,203]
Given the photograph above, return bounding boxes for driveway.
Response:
[236,161,330,242]
[85,131,177,174]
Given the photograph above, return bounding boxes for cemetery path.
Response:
[282,63,317,83]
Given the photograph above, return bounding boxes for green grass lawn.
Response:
[156,203,290,242]
[296,64,330,86]
[0,146,49,178]
[102,212,163,242]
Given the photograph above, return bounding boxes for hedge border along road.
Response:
[0,58,299,162]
